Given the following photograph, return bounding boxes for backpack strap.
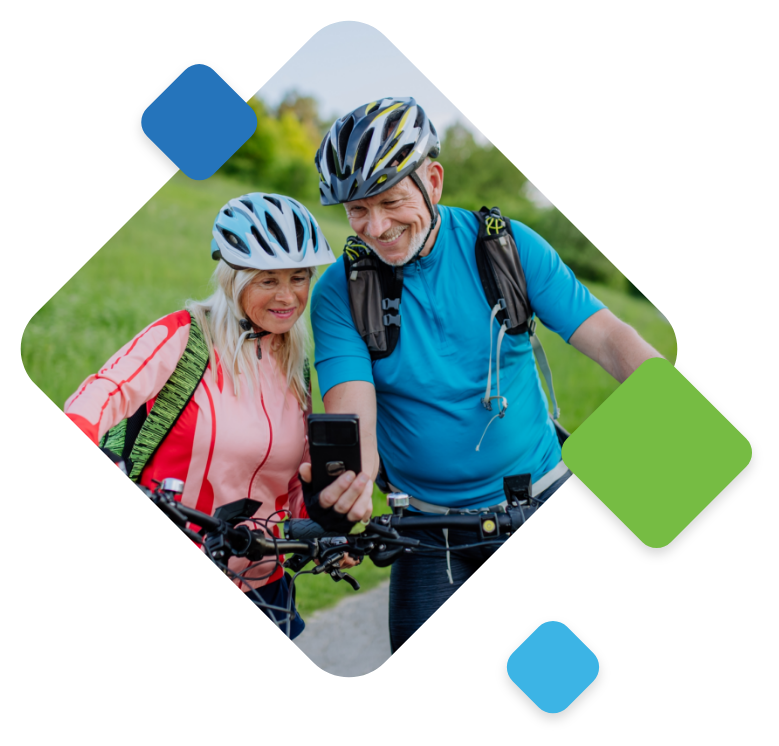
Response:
[125,312,210,481]
[99,312,210,481]
[343,236,404,361]
[474,207,561,422]
[473,206,532,335]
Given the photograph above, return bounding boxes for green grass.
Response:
[535,284,677,433]
[21,170,676,614]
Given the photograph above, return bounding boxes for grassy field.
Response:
[21,170,676,614]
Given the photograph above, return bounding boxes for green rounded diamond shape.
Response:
[562,358,751,547]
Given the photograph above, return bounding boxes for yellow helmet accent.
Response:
[396,146,418,172]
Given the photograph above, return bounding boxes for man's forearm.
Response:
[323,381,381,480]
[599,321,663,382]
[570,309,663,383]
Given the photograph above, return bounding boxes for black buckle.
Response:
[382,298,400,311]
[383,314,401,327]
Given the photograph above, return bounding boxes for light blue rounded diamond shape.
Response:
[507,621,599,713]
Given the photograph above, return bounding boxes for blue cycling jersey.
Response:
[311,205,605,510]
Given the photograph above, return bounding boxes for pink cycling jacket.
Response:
[65,310,310,589]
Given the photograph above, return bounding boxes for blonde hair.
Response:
[187,262,313,408]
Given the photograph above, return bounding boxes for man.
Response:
[310,97,661,650]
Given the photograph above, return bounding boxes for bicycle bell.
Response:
[160,477,185,495]
[387,492,410,514]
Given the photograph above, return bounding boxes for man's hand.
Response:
[569,308,664,383]
[299,463,373,528]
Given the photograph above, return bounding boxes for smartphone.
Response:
[308,414,362,494]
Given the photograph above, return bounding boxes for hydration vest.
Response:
[342,206,561,425]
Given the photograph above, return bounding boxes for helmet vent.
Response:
[251,226,275,257]
[395,145,413,167]
[326,138,337,177]
[265,215,289,253]
[239,199,255,213]
[353,133,371,175]
[219,228,250,255]
[348,180,359,201]
[223,208,234,217]
[383,109,403,140]
[263,195,282,210]
[366,179,387,196]
[338,116,355,163]
[293,212,306,251]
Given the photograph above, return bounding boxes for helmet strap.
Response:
[239,319,271,359]
[406,170,439,264]
[409,170,438,224]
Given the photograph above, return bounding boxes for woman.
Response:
[64,193,373,637]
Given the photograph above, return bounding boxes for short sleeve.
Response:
[310,262,374,397]
[512,221,606,341]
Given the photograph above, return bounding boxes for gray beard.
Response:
[364,219,430,267]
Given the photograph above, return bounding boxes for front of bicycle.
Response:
[141,478,537,639]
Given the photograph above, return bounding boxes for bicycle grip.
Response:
[286,518,344,541]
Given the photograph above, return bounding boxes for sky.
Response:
[255,22,484,138]
[253,22,552,206]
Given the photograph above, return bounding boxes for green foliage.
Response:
[532,208,628,291]
[438,123,534,223]
[438,123,628,290]
[277,90,326,139]
[218,96,322,202]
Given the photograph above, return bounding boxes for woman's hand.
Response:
[299,463,373,525]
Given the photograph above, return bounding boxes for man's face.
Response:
[344,162,444,266]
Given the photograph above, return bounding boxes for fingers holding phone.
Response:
[299,463,373,524]
[322,469,373,523]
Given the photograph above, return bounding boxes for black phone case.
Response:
[308,414,362,494]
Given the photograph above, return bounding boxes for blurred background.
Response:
[21,23,675,617]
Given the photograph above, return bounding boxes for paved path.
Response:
[294,581,391,676]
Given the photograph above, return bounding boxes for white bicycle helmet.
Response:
[315,97,440,208]
[211,193,335,270]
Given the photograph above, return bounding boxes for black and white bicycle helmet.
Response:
[211,193,336,270]
[315,97,440,210]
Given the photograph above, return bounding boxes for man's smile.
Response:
[369,225,409,248]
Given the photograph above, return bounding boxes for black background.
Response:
[27,26,751,708]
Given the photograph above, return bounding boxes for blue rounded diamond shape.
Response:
[507,622,599,713]
[142,64,257,180]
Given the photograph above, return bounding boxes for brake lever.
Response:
[329,569,360,591]
[312,551,361,591]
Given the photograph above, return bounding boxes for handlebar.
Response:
[144,480,527,582]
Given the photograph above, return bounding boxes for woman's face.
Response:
[242,268,312,335]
